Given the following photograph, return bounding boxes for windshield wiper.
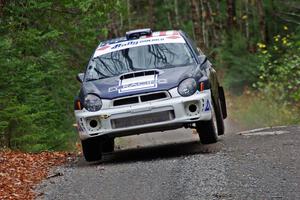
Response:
[161,63,193,69]
[158,63,176,69]
[86,78,102,82]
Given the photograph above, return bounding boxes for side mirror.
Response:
[198,55,207,65]
[76,73,84,83]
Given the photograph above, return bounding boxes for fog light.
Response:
[185,101,200,116]
[189,104,197,112]
[86,118,101,132]
[89,120,98,128]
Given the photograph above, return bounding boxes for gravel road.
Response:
[36,124,300,200]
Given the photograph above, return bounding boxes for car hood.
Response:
[82,65,198,99]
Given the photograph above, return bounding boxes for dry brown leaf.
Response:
[0,150,73,200]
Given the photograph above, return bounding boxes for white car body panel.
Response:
[75,89,213,140]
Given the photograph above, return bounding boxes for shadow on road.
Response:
[77,139,224,166]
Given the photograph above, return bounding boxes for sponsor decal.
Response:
[108,75,167,93]
[205,99,211,111]
[96,45,111,51]
[166,35,181,39]
[111,40,139,50]
[93,35,185,58]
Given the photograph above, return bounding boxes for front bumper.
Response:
[75,90,212,140]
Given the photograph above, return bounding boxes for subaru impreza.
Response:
[74,29,227,161]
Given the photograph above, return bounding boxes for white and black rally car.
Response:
[74,29,227,161]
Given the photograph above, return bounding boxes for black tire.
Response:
[215,97,225,135]
[196,117,218,145]
[196,96,224,144]
[81,137,102,162]
[218,86,227,119]
[102,138,114,153]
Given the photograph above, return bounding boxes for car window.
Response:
[85,43,195,81]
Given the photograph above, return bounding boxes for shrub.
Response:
[255,29,300,105]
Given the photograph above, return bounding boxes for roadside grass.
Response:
[227,91,300,130]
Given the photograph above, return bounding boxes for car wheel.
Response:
[102,138,114,153]
[215,97,225,135]
[81,137,102,162]
[196,98,220,144]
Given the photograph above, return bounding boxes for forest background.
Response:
[0,0,299,152]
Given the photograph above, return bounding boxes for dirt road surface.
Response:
[36,122,300,200]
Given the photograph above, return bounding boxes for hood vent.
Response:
[120,70,159,80]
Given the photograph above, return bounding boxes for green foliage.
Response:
[215,32,261,93]
[256,30,300,104]
[0,0,123,152]
[230,29,300,129]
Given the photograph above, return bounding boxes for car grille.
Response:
[111,110,175,129]
[113,91,169,107]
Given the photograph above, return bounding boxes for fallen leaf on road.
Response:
[0,150,72,199]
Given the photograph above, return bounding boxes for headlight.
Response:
[84,94,102,112]
[178,78,197,97]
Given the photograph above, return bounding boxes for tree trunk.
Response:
[148,0,155,29]
[0,0,6,17]
[203,0,218,47]
[200,0,208,47]
[256,0,266,42]
[174,0,180,29]
[190,0,205,49]
[6,120,14,149]
[127,0,131,29]
[107,12,120,38]
[216,0,222,30]
[245,0,249,39]
[226,0,236,29]
[164,0,173,28]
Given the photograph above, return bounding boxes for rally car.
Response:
[74,29,227,161]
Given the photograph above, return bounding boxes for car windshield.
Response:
[85,43,195,81]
